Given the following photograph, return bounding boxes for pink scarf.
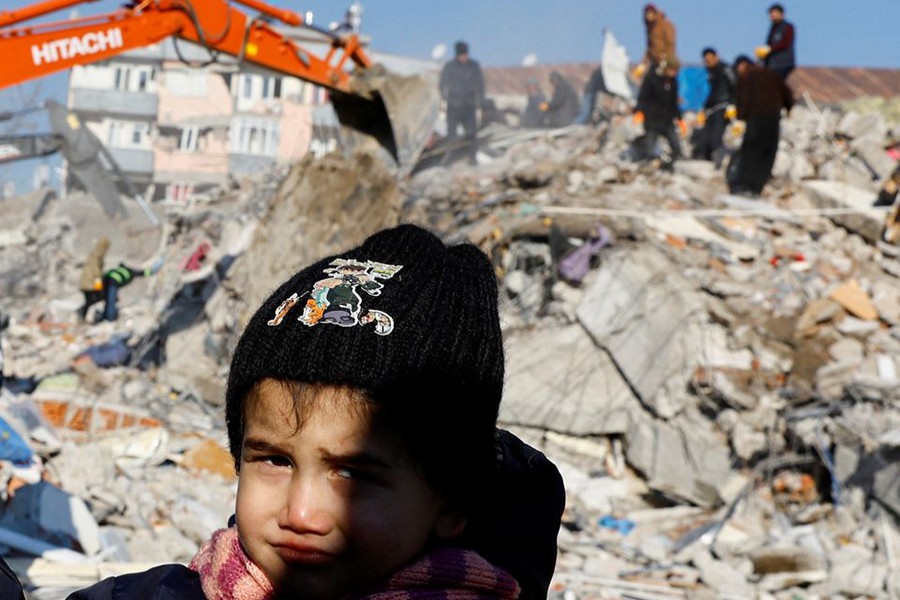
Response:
[189,527,520,600]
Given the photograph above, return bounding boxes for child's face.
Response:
[235,381,463,599]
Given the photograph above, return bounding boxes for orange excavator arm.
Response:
[0,0,371,96]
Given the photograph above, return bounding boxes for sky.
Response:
[1,0,898,193]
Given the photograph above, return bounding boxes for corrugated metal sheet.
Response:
[484,64,900,106]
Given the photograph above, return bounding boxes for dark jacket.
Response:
[637,69,681,132]
[440,58,485,108]
[736,64,794,119]
[66,564,203,599]
[765,20,796,72]
[521,90,547,128]
[0,556,25,600]
[704,62,736,110]
[545,73,579,127]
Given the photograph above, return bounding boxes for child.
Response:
[68,224,564,599]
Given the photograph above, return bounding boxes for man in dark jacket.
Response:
[542,72,579,128]
[439,40,485,162]
[635,60,683,167]
[693,48,736,162]
[728,55,794,196]
[757,3,796,80]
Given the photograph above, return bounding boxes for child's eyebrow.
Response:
[319,449,395,470]
[243,437,288,454]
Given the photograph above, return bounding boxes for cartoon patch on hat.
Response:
[267,259,403,336]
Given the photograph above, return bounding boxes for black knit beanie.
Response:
[225,224,504,510]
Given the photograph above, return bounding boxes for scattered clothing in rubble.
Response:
[75,334,132,368]
[0,417,32,465]
[728,57,794,195]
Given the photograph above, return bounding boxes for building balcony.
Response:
[70,88,158,118]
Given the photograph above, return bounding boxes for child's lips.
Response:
[273,542,336,566]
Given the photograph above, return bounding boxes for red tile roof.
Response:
[484,64,900,106]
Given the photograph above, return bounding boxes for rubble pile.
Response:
[0,99,897,598]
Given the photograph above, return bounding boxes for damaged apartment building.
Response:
[64,29,331,203]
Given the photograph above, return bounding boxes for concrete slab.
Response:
[802,180,888,243]
[577,246,749,418]
[502,324,640,435]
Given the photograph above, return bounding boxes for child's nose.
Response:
[280,476,333,535]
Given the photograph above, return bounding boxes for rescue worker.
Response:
[757,3,796,80]
[636,3,677,78]
[77,236,110,321]
[635,59,684,169]
[541,72,580,128]
[439,40,485,163]
[693,48,736,163]
[575,65,610,125]
[728,55,794,196]
[100,260,162,322]
[521,78,547,128]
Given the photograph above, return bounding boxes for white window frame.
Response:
[178,126,200,152]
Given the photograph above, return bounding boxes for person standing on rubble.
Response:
[66,224,564,600]
[99,259,162,322]
[635,59,685,169]
[521,77,547,128]
[440,40,485,163]
[756,3,796,80]
[540,71,580,128]
[634,3,677,80]
[692,48,736,163]
[728,55,794,196]
[77,237,110,322]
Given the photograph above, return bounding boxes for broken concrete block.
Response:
[690,548,755,598]
[828,544,888,598]
[828,279,878,320]
[827,337,865,363]
[503,325,640,435]
[803,181,886,243]
[577,246,712,418]
[732,421,767,461]
[871,281,900,325]
[795,298,841,334]
[625,411,732,508]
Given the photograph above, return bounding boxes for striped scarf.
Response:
[189,527,521,600]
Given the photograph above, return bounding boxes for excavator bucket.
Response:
[330,65,440,171]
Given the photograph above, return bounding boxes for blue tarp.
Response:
[0,417,33,465]
[677,66,709,112]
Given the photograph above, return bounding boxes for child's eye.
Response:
[333,467,355,480]
[260,455,292,468]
